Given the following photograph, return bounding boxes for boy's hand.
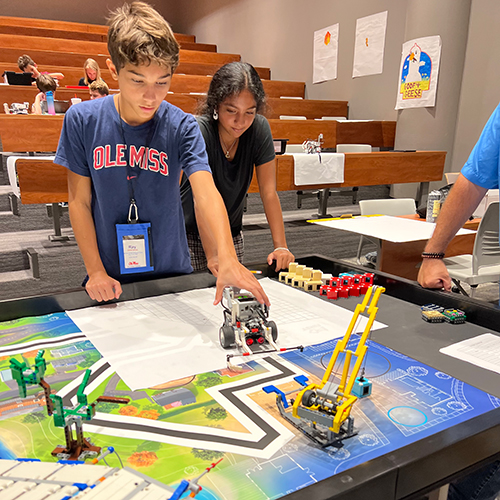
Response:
[86,271,123,302]
[267,248,295,271]
[417,259,452,291]
[214,260,270,306]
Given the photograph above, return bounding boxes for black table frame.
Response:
[1,255,500,500]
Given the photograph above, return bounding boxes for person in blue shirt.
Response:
[418,103,500,290]
[55,1,268,306]
[418,105,500,500]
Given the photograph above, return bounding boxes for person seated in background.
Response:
[78,58,103,87]
[89,80,109,99]
[32,74,57,115]
[17,54,64,83]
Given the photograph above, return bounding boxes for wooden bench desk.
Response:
[0,47,241,69]
[0,16,196,44]
[266,98,348,119]
[0,32,215,54]
[248,151,446,214]
[268,120,396,149]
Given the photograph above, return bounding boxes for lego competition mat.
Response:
[0,282,498,500]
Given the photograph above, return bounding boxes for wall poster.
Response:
[396,35,442,109]
[313,23,339,84]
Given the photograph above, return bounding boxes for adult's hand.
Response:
[417,259,452,291]
[86,271,122,302]
[214,259,270,306]
[267,248,295,271]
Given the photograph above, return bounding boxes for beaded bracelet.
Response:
[274,247,290,253]
[421,252,445,259]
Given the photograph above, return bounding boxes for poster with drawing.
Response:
[313,23,339,83]
[352,11,388,78]
[395,35,442,109]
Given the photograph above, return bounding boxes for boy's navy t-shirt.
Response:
[55,95,211,282]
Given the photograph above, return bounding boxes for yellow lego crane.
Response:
[264,285,385,448]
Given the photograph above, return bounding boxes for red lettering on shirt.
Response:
[116,144,127,166]
[148,148,160,172]
[130,145,147,169]
[93,146,104,170]
[104,145,116,167]
[159,152,169,176]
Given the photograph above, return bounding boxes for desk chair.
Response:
[356,198,417,265]
[443,202,500,298]
[279,115,307,120]
[445,172,460,184]
[331,144,373,206]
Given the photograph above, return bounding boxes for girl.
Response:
[78,58,103,86]
[181,62,294,274]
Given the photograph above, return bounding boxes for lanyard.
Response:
[117,98,157,223]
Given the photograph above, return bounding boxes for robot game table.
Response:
[1,254,500,500]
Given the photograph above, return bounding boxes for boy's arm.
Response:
[193,200,219,275]
[68,170,122,302]
[189,170,270,306]
[417,173,487,290]
[49,72,64,80]
[32,93,43,115]
[256,159,295,271]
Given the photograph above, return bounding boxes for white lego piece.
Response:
[0,480,37,500]
[46,462,112,485]
[3,461,64,481]
[0,460,21,475]
[76,469,147,499]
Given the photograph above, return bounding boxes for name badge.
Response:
[116,222,154,274]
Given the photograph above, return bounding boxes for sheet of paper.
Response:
[312,216,475,243]
[352,11,388,78]
[313,23,339,83]
[292,152,345,185]
[67,278,386,390]
[440,334,500,373]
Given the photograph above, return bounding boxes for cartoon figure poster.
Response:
[396,35,442,109]
[313,23,339,84]
[352,11,388,78]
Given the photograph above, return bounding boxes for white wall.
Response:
[165,0,408,120]
[451,0,500,172]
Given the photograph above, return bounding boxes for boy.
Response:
[54,2,268,306]
[32,74,57,114]
[89,80,109,99]
[17,54,64,83]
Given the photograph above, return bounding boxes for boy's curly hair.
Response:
[36,74,57,93]
[107,2,179,72]
[18,54,35,71]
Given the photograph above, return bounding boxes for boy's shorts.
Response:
[187,231,244,272]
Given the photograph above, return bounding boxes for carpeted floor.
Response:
[0,174,498,306]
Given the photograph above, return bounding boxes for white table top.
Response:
[311,215,476,243]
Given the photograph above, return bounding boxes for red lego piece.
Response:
[341,276,353,287]
[349,286,361,297]
[353,274,364,285]
[359,284,369,295]
[320,285,331,296]
[363,273,374,285]
[327,288,340,300]
[327,277,340,288]
[338,287,350,298]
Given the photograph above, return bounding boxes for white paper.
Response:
[352,11,388,78]
[292,152,345,186]
[312,215,475,243]
[396,35,442,109]
[67,278,386,390]
[313,24,339,83]
[440,334,500,374]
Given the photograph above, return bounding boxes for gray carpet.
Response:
[0,180,498,307]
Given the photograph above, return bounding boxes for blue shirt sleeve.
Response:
[54,107,90,177]
[178,114,211,178]
[461,104,500,189]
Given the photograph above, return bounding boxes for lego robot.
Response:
[220,287,278,354]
